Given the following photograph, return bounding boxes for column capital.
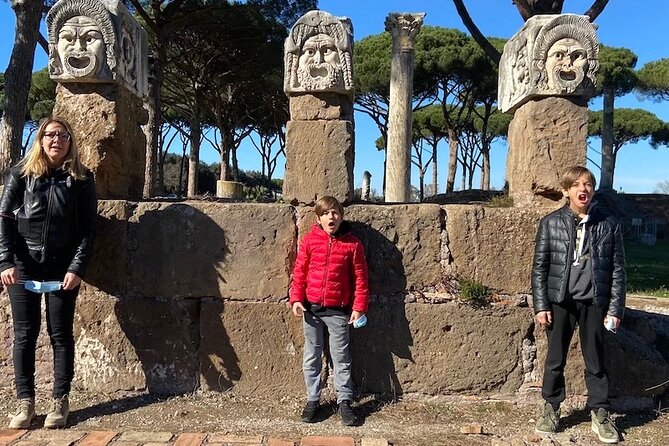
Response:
[385,12,426,53]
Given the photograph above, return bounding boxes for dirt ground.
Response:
[2,387,667,446]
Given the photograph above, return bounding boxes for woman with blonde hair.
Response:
[0,116,97,429]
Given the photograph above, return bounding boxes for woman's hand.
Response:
[0,267,18,286]
[62,272,81,290]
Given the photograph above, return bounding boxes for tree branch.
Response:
[584,0,610,21]
[452,0,501,64]
[512,0,533,21]
[128,0,158,34]
[37,31,48,54]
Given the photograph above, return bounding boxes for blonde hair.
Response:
[560,165,596,190]
[314,196,344,217]
[21,116,87,180]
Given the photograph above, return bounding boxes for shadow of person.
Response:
[347,221,413,419]
[78,202,240,412]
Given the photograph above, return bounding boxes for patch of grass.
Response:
[459,278,490,302]
[625,239,669,298]
[485,194,514,208]
[474,401,513,414]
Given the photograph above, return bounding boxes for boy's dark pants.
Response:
[542,298,610,409]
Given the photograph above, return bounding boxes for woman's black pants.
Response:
[8,257,79,399]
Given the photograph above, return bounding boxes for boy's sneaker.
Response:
[338,400,357,426]
[535,402,560,435]
[8,398,35,429]
[300,400,319,423]
[591,408,620,444]
[44,395,69,429]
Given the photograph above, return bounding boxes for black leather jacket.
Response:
[0,166,97,277]
[531,204,626,319]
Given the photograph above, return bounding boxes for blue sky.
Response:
[2,0,668,194]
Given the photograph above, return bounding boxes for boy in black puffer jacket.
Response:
[532,166,625,444]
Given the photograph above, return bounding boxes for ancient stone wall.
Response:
[1,202,667,406]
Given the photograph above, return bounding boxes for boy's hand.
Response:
[535,310,552,327]
[291,302,306,317]
[0,266,18,286]
[349,310,363,324]
[604,315,621,331]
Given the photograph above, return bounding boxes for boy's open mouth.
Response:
[578,193,588,201]
[328,221,335,227]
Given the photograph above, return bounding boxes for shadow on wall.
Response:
[349,222,413,400]
[88,203,241,395]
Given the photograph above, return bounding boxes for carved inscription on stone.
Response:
[47,0,148,97]
[284,10,353,96]
[499,14,599,113]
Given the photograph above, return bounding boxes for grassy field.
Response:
[625,238,669,298]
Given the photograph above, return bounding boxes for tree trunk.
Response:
[481,147,490,190]
[232,145,239,181]
[187,118,201,197]
[432,140,438,196]
[142,45,165,198]
[446,129,458,193]
[0,0,43,180]
[599,86,615,190]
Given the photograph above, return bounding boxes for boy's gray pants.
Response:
[302,310,353,403]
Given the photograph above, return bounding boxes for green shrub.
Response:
[459,278,490,302]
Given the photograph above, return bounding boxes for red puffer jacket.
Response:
[289,222,369,312]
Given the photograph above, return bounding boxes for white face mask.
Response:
[24,280,62,293]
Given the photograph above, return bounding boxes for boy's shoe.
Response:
[535,402,560,435]
[339,400,357,426]
[8,398,35,429]
[300,400,319,423]
[44,395,69,429]
[591,408,620,444]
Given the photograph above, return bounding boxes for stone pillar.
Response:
[384,13,425,203]
[361,170,371,201]
[282,10,355,205]
[47,0,149,199]
[216,180,244,199]
[499,14,599,208]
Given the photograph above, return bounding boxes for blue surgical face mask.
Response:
[352,313,367,329]
[24,280,62,293]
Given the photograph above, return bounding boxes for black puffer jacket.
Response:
[0,165,97,277]
[531,203,626,319]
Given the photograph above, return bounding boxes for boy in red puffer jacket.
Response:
[289,196,369,426]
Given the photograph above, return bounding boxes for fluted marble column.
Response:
[384,12,425,202]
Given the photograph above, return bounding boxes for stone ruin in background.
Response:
[499,14,599,208]
[47,0,148,199]
[282,10,355,205]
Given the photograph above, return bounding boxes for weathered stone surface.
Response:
[506,97,588,208]
[295,204,443,295]
[289,94,353,121]
[283,120,354,205]
[384,13,424,203]
[199,301,303,395]
[444,205,544,294]
[86,200,132,296]
[532,308,669,400]
[53,83,146,199]
[351,303,533,395]
[74,294,199,394]
[127,202,295,299]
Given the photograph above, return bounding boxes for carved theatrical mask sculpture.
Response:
[543,38,589,94]
[284,10,353,96]
[296,34,342,91]
[47,0,148,97]
[56,16,107,79]
[498,14,599,113]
